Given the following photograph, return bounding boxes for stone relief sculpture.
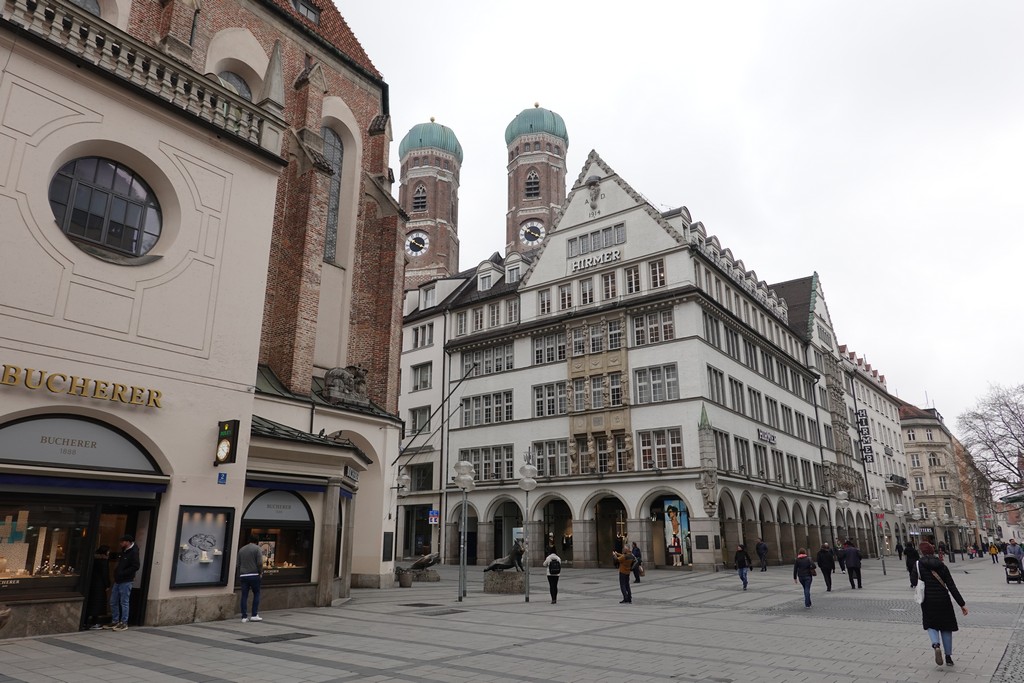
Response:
[586,175,601,210]
[324,365,369,405]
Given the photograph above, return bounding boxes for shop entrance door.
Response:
[87,503,155,627]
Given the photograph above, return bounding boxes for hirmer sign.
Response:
[570,249,621,272]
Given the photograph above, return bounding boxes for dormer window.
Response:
[295,0,320,25]
[479,273,492,290]
[525,170,540,199]
[423,286,436,308]
[412,184,427,212]
[507,266,520,283]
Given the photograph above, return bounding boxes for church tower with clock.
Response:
[398,119,463,289]
[505,104,569,255]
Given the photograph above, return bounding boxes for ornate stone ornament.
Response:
[324,365,369,405]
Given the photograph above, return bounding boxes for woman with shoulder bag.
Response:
[915,541,968,668]
[793,547,816,608]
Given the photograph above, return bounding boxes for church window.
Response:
[525,170,540,199]
[322,126,344,262]
[533,142,541,151]
[547,143,552,152]
[295,0,320,25]
[413,157,419,167]
[218,71,252,101]
[554,145,561,155]
[444,160,449,170]
[49,157,162,259]
[412,184,427,212]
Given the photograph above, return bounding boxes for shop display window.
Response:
[240,490,314,584]
[170,506,234,588]
[0,502,92,597]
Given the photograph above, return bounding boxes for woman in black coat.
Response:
[815,543,836,592]
[915,541,968,668]
[904,541,921,587]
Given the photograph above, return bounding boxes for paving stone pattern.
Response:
[0,558,1021,682]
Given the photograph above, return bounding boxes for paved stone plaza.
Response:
[1,556,1021,683]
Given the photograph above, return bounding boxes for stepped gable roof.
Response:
[770,275,815,341]
[266,1,380,79]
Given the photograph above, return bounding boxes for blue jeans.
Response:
[738,567,748,588]
[928,628,953,655]
[799,576,812,606]
[110,581,132,624]
[240,575,261,617]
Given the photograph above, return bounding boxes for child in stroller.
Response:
[1005,555,1022,583]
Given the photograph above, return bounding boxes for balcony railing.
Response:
[2,0,285,155]
[885,473,908,489]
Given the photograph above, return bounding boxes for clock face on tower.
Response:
[519,221,545,246]
[405,231,430,257]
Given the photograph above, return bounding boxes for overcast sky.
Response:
[339,1,1023,435]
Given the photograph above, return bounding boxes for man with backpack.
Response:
[542,550,562,604]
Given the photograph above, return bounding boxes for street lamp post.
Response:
[942,514,955,563]
[895,503,905,547]
[871,498,887,575]
[911,508,922,541]
[452,461,475,602]
[518,461,538,603]
[835,490,850,543]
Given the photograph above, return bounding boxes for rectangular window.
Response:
[906,429,916,442]
[409,406,431,436]
[765,397,780,428]
[707,366,726,404]
[735,437,751,474]
[460,391,513,427]
[559,284,573,310]
[462,343,515,378]
[772,449,784,482]
[625,266,641,294]
[591,376,605,410]
[638,428,683,470]
[824,424,834,449]
[596,435,610,473]
[714,429,732,471]
[801,460,813,489]
[925,428,934,441]
[634,365,679,405]
[609,373,622,406]
[479,273,492,290]
[472,307,484,331]
[910,453,920,468]
[702,312,721,348]
[748,388,763,422]
[787,454,800,485]
[412,323,434,349]
[725,328,741,360]
[573,378,586,412]
[743,340,758,371]
[506,299,519,323]
[607,319,623,350]
[507,266,520,283]
[939,475,948,490]
[808,418,819,445]
[634,310,675,347]
[412,363,432,391]
[590,324,605,354]
[533,333,566,365]
[819,386,829,409]
[580,278,594,305]
[615,433,629,472]
[781,405,794,434]
[754,444,769,478]
[572,327,586,357]
[649,259,666,288]
[533,382,567,417]
[539,289,552,315]
[603,272,617,299]
[729,378,745,414]
[456,312,467,336]
[488,303,500,328]
[777,359,789,389]
[795,412,807,440]
[914,476,924,491]
[534,440,570,477]
[761,350,775,381]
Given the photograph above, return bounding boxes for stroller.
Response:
[1004,556,1022,584]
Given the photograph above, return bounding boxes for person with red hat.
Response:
[915,541,968,668]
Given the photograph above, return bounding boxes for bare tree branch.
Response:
[957,384,1024,495]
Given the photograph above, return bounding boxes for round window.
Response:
[48,157,162,258]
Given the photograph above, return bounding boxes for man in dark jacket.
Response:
[815,543,836,592]
[844,541,863,589]
[107,534,140,631]
[734,544,752,591]
[756,539,769,571]
[904,541,921,587]
[895,541,904,561]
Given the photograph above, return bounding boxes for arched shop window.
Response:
[241,490,314,584]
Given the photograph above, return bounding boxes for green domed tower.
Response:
[399,118,463,287]
[505,103,568,254]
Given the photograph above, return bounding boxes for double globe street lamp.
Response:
[518,461,538,603]
[453,460,476,602]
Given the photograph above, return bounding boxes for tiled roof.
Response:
[770,275,815,341]
[251,414,370,465]
[255,365,398,422]
[265,1,381,79]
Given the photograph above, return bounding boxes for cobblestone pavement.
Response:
[0,556,1021,683]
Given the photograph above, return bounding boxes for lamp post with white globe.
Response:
[452,460,475,602]
[871,498,887,575]
[518,460,538,603]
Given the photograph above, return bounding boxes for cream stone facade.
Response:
[0,0,403,638]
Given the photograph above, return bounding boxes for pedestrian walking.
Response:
[756,538,769,572]
[905,541,921,588]
[542,551,562,604]
[630,542,643,583]
[989,542,999,564]
[835,542,847,574]
[815,543,835,592]
[612,550,634,603]
[106,534,139,632]
[915,541,968,668]
[734,544,752,591]
[237,535,264,623]
[793,548,816,608]
[895,541,904,561]
[844,540,863,589]
[1008,539,1023,562]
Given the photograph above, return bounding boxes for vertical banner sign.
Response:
[856,409,874,462]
